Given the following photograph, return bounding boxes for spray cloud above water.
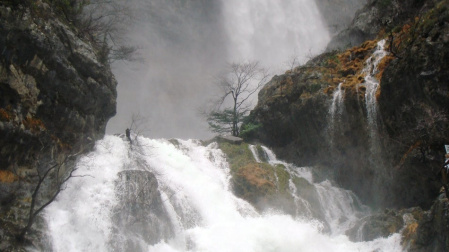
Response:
[106,0,331,139]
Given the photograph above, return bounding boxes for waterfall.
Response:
[106,0,331,138]
[362,39,388,153]
[45,136,403,251]
[249,145,262,163]
[222,0,330,72]
[254,146,369,235]
[327,82,345,148]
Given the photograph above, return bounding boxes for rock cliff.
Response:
[0,1,117,250]
[250,0,449,210]
[249,1,449,249]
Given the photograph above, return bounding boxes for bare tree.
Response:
[16,149,89,242]
[39,0,138,64]
[285,54,300,73]
[207,61,269,136]
[77,0,138,64]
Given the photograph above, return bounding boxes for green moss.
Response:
[218,142,255,173]
[307,83,322,93]
[255,145,268,163]
[240,122,262,140]
[218,141,295,209]
[274,164,290,194]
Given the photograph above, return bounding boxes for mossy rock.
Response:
[218,141,296,212]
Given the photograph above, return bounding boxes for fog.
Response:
[106,0,340,139]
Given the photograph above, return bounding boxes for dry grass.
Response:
[237,163,275,189]
[0,170,18,183]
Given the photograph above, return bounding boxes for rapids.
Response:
[45,136,403,252]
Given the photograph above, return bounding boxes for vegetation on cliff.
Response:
[0,0,119,249]
[247,1,449,250]
[250,0,448,209]
[206,61,269,137]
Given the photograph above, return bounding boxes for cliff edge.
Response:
[251,0,449,209]
[0,1,117,250]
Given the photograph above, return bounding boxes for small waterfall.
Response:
[329,83,345,122]
[361,39,388,153]
[45,136,403,251]
[328,82,345,148]
[249,145,262,163]
[256,146,369,235]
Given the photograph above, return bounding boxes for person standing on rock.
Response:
[126,128,132,145]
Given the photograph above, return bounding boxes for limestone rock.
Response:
[250,0,449,209]
[346,209,405,241]
[0,3,117,250]
[326,0,432,51]
[407,198,449,252]
[0,4,117,173]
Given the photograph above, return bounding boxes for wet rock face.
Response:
[111,170,173,251]
[326,0,429,51]
[346,208,406,241]
[349,198,449,252]
[251,50,386,207]
[344,197,449,251]
[252,73,329,166]
[378,0,449,208]
[251,0,449,209]
[409,198,449,252]
[0,4,117,172]
[0,3,117,249]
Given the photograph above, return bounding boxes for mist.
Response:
[106,0,331,139]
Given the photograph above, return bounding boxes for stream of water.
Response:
[362,39,388,153]
[45,136,403,251]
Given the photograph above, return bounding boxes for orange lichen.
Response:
[376,55,395,81]
[323,86,335,95]
[22,117,45,133]
[0,108,13,121]
[237,163,275,190]
[375,86,382,100]
[397,141,422,169]
[319,40,381,96]
[402,222,419,245]
[0,170,19,183]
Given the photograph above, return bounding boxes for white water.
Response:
[255,146,369,235]
[45,136,403,252]
[107,0,331,138]
[328,82,345,147]
[361,39,388,151]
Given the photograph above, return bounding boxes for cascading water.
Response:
[253,146,369,236]
[327,82,345,148]
[45,136,403,252]
[107,0,331,138]
[361,39,388,153]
